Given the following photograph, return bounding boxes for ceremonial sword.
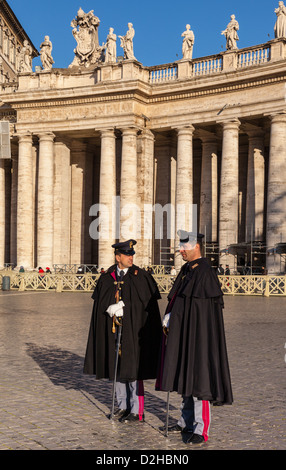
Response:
[163,324,170,437]
[110,316,123,420]
[165,391,170,437]
[110,273,124,420]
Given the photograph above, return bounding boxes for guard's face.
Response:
[116,253,134,269]
[179,241,199,262]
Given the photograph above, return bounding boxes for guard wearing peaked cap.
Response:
[156,229,233,444]
[177,230,204,245]
[84,239,162,423]
[112,239,137,255]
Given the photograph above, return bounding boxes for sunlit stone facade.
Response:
[0,4,286,274]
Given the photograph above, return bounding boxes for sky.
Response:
[8,0,281,69]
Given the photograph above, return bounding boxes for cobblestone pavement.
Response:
[0,291,285,452]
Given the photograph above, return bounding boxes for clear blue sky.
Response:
[8,0,280,68]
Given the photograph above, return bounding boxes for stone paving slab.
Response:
[0,291,285,453]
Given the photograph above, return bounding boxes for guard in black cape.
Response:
[84,239,162,423]
[156,230,233,444]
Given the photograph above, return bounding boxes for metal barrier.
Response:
[0,272,286,296]
[0,272,98,292]
[53,264,98,274]
[218,275,286,297]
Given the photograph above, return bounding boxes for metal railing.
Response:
[52,264,98,274]
[0,272,285,296]
[218,275,286,296]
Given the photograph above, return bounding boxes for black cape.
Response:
[83,264,162,381]
[156,257,233,404]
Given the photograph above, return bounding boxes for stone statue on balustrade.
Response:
[119,23,136,60]
[40,36,54,71]
[105,27,117,64]
[181,24,195,60]
[221,14,239,50]
[69,8,106,68]
[19,40,33,73]
[274,1,286,38]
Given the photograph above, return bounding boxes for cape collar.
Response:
[187,257,203,269]
[109,264,139,280]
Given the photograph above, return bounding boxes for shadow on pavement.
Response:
[25,342,174,425]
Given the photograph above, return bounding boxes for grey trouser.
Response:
[177,396,211,441]
[115,380,144,419]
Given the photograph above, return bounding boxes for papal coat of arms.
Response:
[69,8,105,68]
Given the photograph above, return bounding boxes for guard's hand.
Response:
[162,312,170,328]
[106,300,125,318]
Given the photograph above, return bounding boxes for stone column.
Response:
[37,133,55,269]
[137,129,155,267]
[70,141,87,265]
[199,136,218,242]
[245,130,265,242]
[97,129,116,270]
[153,138,172,265]
[4,160,11,264]
[219,119,240,267]
[53,139,71,265]
[17,134,34,269]
[266,113,286,273]
[175,125,195,270]
[0,159,5,267]
[84,147,94,265]
[120,127,139,242]
[10,145,18,266]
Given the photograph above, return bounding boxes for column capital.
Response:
[174,125,195,136]
[219,118,241,130]
[120,127,140,136]
[99,128,116,139]
[16,133,33,143]
[38,132,55,142]
[269,111,286,124]
[141,128,155,141]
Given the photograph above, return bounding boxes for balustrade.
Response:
[149,64,178,83]
[147,42,272,84]
[192,55,222,76]
[238,45,270,68]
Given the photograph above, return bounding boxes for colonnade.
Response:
[0,112,286,273]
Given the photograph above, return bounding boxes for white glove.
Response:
[106,301,125,318]
[162,312,171,328]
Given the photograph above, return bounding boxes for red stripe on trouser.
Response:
[137,380,144,421]
[201,400,210,441]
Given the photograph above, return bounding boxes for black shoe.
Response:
[120,413,144,423]
[186,433,205,444]
[110,408,130,420]
[159,423,185,433]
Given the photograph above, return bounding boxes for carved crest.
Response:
[69,8,105,68]
[77,27,96,58]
